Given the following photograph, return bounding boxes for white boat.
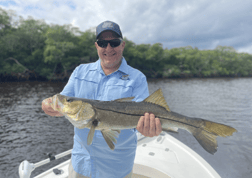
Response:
[19,131,221,178]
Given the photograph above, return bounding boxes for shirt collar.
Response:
[117,57,128,75]
[89,57,129,75]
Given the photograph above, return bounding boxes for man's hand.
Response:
[136,113,162,137]
[41,97,64,117]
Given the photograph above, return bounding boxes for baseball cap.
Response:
[96,20,123,39]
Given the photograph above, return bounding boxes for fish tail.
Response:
[190,119,237,154]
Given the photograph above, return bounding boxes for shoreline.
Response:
[1,74,251,83]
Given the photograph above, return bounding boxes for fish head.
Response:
[54,94,95,121]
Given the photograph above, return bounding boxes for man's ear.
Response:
[95,42,98,49]
[121,41,126,48]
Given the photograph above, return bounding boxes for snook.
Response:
[44,89,237,154]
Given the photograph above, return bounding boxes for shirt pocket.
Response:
[75,76,99,99]
[105,79,133,100]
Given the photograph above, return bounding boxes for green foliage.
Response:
[0,7,14,37]
[163,64,181,77]
[1,8,252,81]
[77,30,98,62]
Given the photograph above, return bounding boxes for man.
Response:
[42,20,162,178]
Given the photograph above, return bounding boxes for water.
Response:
[0,78,251,178]
[148,78,252,178]
[0,81,74,178]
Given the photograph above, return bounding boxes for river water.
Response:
[0,78,251,178]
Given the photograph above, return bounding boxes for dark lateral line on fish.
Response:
[95,107,203,131]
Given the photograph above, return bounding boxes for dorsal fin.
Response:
[114,96,135,102]
[144,88,170,112]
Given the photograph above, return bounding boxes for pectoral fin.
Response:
[87,124,96,145]
[87,119,99,145]
[101,129,121,150]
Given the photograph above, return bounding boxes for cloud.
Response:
[0,0,251,54]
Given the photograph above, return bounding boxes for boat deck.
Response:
[35,160,170,178]
[133,164,170,178]
[34,132,220,178]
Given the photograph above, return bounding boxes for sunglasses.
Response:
[97,39,122,48]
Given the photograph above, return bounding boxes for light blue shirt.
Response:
[60,57,149,178]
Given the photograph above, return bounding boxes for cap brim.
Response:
[96,30,122,39]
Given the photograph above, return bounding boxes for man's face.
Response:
[95,31,125,71]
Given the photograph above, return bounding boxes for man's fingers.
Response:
[137,113,162,137]
[42,101,54,111]
[41,97,63,117]
[44,109,63,117]
[155,118,162,136]
[47,97,52,103]
[137,116,144,132]
[143,113,150,135]
[149,113,156,136]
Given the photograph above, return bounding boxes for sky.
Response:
[1,0,252,54]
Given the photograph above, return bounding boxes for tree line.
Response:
[1,7,252,81]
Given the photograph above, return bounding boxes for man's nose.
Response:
[105,43,113,50]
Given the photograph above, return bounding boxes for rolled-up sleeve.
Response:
[131,74,149,133]
[132,74,149,102]
[60,67,78,97]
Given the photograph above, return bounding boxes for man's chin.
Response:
[102,61,121,69]
[102,55,117,59]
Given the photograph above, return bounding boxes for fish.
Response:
[43,88,237,154]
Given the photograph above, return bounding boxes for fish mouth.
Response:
[54,95,95,121]
[49,94,65,113]
[56,94,66,103]
[56,95,83,116]
[54,95,65,108]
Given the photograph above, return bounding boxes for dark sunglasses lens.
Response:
[97,41,108,48]
[97,40,121,48]
[110,40,121,47]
